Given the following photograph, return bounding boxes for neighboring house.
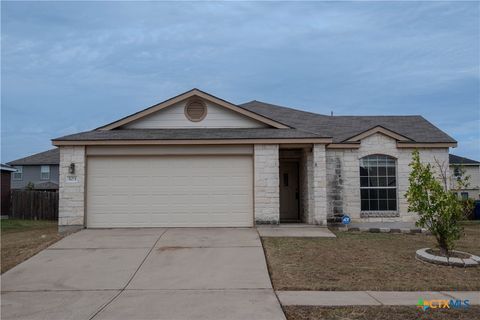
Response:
[7,148,60,191]
[449,154,480,200]
[1,164,17,215]
[52,89,456,230]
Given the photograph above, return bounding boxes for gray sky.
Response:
[2,1,479,162]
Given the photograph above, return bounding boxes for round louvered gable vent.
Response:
[185,99,207,122]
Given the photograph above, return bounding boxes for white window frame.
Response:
[40,165,50,180]
[12,166,23,180]
[359,154,398,212]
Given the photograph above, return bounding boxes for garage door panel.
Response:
[87,155,253,228]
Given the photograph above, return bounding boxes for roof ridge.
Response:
[240,100,328,117]
[328,115,423,118]
[7,148,59,165]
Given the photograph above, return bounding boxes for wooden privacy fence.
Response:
[10,190,59,220]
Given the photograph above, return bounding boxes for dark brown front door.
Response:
[280,161,299,222]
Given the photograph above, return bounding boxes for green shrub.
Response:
[405,150,467,256]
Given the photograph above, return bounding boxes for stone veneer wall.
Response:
[299,148,311,223]
[58,146,85,230]
[254,144,280,224]
[326,133,450,222]
[305,144,328,225]
[58,136,444,227]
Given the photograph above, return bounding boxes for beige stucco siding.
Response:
[121,100,268,129]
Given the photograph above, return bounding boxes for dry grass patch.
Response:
[284,306,480,320]
[1,219,63,273]
[262,222,480,291]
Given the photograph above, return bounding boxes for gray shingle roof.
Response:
[53,128,324,141]
[7,148,59,166]
[449,154,480,165]
[51,93,456,144]
[239,101,456,143]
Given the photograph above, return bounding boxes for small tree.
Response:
[405,150,466,256]
[445,163,475,219]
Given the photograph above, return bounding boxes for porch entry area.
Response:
[279,149,304,223]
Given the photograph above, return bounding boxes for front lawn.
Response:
[284,306,480,320]
[1,219,63,273]
[262,222,480,291]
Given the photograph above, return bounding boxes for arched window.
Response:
[359,155,397,211]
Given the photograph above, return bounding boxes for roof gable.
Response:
[345,126,412,142]
[98,89,289,130]
[121,98,269,129]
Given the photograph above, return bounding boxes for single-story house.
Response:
[7,148,60,191]
[449,154,480,200]
[52,89,456,230]
[1,164,17,215]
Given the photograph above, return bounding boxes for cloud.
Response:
[1,1,479,161]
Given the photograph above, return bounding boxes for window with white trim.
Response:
[40,165,50,180]
[13,166,23,180]
[360,155,397,211]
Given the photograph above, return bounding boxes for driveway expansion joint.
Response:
[88,229,169,320]
[2,228,286,320]
[365,291,384,305]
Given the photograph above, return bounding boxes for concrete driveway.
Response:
[1,228,285,320]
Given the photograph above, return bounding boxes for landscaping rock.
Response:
[464,259,478,267]
[471,255,480,263]
[433,255,449,266]
[447,257,464,267]
[416,248,480,267]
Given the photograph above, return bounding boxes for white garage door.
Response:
[86,155,253,228]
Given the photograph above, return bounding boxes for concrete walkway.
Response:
[277,291,480,306]
[1,228,285,320]
[257,224,336,237]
